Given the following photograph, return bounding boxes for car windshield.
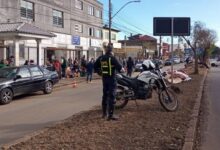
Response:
[0,68,18,79]
[40,66,51,74]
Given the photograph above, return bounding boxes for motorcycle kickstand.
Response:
[134,99,139,108]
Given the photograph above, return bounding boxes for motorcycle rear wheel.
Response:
[115,86,129,109]
[159,88,178,112]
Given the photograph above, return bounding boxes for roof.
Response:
[103,26,120,32]
[128,34,157,41]
[0,22,55,37]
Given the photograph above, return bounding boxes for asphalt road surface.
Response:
[0,81,102,146]
[201,67,220,150]
[0,63,184,146]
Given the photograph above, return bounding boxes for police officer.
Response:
[94,45,124,121]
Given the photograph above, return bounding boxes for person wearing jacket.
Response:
[126,57,134,77]
[94,45,124,121]
[53,58,61,79]
[86,58,94,83]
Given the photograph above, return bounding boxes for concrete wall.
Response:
[0,0,103,39]
[0,0,19,23]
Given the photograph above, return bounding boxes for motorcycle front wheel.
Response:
[115,86,129,109]
[158,88,178,112]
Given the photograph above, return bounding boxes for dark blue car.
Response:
[0,65,59,105]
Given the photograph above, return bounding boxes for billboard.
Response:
[153,17,190,36]
[153,17,172,36]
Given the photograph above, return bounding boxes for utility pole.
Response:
[124,35,127,57]
[159,36,162,58]
[109,0,112,47]
[108,0,140,48]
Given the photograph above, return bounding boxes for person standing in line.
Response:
[29,60,35,65]
[126,57,134,77]
[61,56,67,78]
[86,58,94,83]
[80,55,87,77]
[94,45,124,121]
[53,58,61,79]
[24,60,29,65]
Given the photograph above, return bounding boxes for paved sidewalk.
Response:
[54,74,101,88]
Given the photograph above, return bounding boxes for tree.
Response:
[210,46,220,57]
[183,22,217,74]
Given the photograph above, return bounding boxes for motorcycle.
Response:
[115,60,179,112]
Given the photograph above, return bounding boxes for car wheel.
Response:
[211,63,216,67]
[0,88,13,104]
[43,81,53,94]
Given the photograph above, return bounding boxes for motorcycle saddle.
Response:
[120,74,138,88]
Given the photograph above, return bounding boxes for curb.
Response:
[54,77,101,88]
[182,69,208,150]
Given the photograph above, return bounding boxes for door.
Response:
[29,66,45,91]
[13,67,32,95]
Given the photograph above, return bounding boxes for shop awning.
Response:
[0,22,56,40]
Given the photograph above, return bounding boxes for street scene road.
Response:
[0,64,183,146]
[201,67,220,150]
[0,0,219,149]
[0,81,102,145]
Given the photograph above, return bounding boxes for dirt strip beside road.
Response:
[2,69,206,150]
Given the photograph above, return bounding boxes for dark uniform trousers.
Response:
[102,77,116,117]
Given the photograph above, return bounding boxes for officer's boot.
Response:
[102,104,107,118]
[107,103,119,121]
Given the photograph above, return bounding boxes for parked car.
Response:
[173,57,181,64]
[210,58,220,67]
[0,65,59,105]
[164,59,173,66]
[152,59,163,68]
[184,56,193,64]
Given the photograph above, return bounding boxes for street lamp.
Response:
[108,0,141,47]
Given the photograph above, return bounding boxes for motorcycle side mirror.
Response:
[155,63,160,69]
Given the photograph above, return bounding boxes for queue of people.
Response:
[0,56,15,68]
[44,55,95,82]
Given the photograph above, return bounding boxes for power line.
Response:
[102,7,151,33]
[104,19,140,35]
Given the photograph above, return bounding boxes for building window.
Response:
[75,0,83,10]
[20,0,34,20]
[75,24,83,33]
[95,29,101,38]
[53,10,63,28]
[88,27,94,36]
[105,32,109,40]
[88,5,94,16]
[112,33,116,40]
[95,9,101,18]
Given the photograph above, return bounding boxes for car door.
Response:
[12,67,32,95]
[29,66,45,91]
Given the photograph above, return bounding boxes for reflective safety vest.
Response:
[100,57,113,76]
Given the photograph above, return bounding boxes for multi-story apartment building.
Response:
[0,0,103,66]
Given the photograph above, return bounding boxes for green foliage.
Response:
[210,46,220,57]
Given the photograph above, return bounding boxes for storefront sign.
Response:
[72,36,80,45]
[91,39,102,47]
[53,33,71,44]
